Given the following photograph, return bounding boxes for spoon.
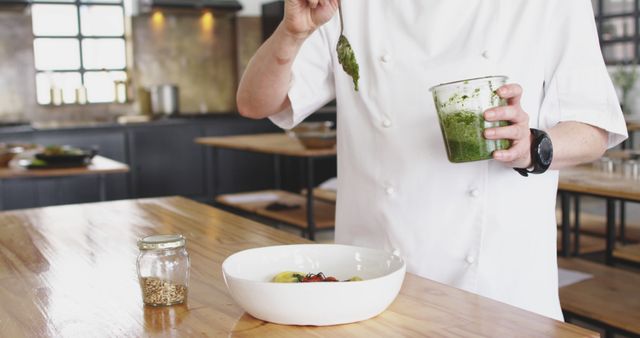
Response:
[336,1,360,91]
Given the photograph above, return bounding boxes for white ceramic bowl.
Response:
[222,244,406,326]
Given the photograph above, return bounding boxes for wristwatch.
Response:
[514,128,553,177]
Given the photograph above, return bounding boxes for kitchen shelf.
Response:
[556,232,605,256]
[216,190,335,230]
[301,188,337,203]
[613,243,640,263]
[559,257,640,336]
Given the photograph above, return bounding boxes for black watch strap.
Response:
[514,128,553,177]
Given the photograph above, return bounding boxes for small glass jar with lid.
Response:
[137,234,190,306]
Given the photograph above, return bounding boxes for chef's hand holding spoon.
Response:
[283,0,339,40]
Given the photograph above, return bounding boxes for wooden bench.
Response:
[558,258,640,337]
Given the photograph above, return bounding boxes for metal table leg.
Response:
[619,201,627,245]
[274,154,281,190]
[0,179,3,211]
[305,157,316,241]
[606,198,617,266]
[206,147,219,200]
[99,174,107,201]
[560,192,571,257]
[573,195,581,256]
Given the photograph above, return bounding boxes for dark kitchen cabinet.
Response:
[129,118,280,200]
[0,130,36,210]
[262,1,284,41]
[128,124,204,198]
[0,113,337,210]
[34,129,129,204]
[202,114,337,197]
[0,128,128,209]
[202,118,280,196]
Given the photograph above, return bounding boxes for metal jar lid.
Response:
[138,234,186,250]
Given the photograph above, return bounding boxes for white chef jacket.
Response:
[269,0,628,320]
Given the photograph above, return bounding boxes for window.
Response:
[31,0,127,105]
[593,0,638,64]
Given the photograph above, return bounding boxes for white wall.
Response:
[238,0,273,16]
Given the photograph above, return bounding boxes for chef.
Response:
[236,0,628,320]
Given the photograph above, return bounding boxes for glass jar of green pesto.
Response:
[430,75,512,163]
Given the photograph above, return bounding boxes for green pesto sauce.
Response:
[436,88,502,111]
[439,110,511,163]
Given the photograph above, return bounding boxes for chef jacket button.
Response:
[381,54,392,63]
[382,119,392,128]
[469,189,480,198]
[465,255,476,264]
[385,187,395,195]
[481,50,491,60]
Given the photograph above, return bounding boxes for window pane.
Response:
[82,39,126,69]
[33,39,81,70]
[602,42,635,63]
[36,72,82,105]
[32,5,78,36]
[602,0,634,15]
[84,71,127,103]
[601,17,635,40]
[80,5,125,36]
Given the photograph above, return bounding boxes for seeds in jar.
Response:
[140,277,187,306]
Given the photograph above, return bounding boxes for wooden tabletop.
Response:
[558,165,640,202]
[196,133,337,157]
[0,196,597,337]
[0,155,130,179]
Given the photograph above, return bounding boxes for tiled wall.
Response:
[0,8,37,122]
[0,7,262,122]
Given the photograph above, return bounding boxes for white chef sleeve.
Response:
[539,0,628,147]
[269,25,336,130]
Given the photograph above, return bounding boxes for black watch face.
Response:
[537,137,553,166]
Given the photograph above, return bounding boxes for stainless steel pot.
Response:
[150,85,179,116]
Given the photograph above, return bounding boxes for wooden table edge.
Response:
[0,155,130,179]
[195,134,337,158]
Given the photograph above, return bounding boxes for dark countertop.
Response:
[0,108,337,135]
[0,113,243,134]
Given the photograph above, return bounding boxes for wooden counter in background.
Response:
[558,164,640,264]
[559,165,640,202]
[0,197,597,337]
[196,133,337,158]
[0,155,129,210]
[196,133,337,240]
[0,155,129,179]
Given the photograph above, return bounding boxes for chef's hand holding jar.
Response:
[485,83,584,177]
[484,84,536,170]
